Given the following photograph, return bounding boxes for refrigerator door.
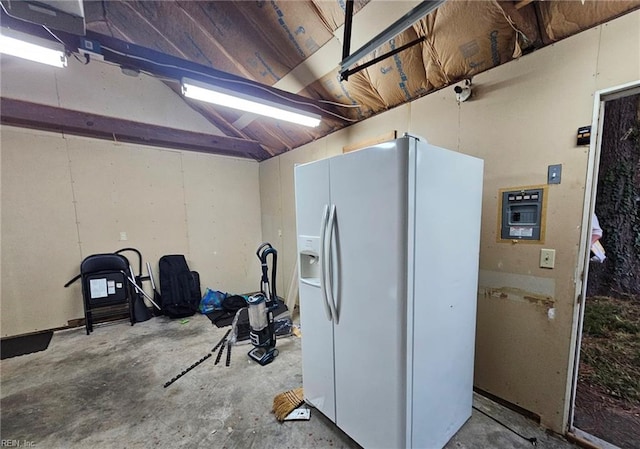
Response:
[294,158,336,422]
[410,142,483,448]
[328,140,409,449]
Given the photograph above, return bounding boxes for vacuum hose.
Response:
[256,242,277,306]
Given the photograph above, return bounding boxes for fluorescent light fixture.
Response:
[0,28,67,68]
[182,77,321,128]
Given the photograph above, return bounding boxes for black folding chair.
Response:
[80,253,135,334]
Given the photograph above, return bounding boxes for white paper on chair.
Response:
[89,278,108,299]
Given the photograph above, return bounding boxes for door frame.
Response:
[566,80,640,444]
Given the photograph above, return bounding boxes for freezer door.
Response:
[328,141,409,449]
[410,143,483,448]
[294,158,336,422]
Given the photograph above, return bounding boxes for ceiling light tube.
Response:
[0,28,67,68]
[182,78,321,128]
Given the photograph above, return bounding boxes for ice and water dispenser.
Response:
[299,236,321,285]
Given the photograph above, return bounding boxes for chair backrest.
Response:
[81,253,129,274]
[79,253,135,334]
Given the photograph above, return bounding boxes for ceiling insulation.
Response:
[2,1,640,160]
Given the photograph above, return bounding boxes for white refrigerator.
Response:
[294,135,483,449]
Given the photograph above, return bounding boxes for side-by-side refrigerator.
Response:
[294,135,484,449]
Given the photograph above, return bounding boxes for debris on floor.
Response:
[284,408,311,421]
[273,387,304,422]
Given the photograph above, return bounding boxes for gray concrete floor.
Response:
[1,314,579,448]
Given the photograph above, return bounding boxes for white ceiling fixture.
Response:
[182,77,321,128]
[0,27,66,67]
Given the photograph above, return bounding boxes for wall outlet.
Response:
[540,248,556,269]
[120,231,128,241]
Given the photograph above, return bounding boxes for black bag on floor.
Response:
[159,255,200,319]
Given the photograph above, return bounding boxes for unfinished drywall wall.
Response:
[258,10,640,434]
[1,128,80,335]
[454,25,601,433]
[0,126,262,337]
[182,151,262,294]
[0,44,263,337]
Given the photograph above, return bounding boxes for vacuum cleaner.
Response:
[247,243,279,366]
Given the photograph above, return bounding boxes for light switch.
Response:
[540,249,555,269]
[548,164,562,184]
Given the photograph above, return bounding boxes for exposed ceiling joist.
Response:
[0,98,270,160]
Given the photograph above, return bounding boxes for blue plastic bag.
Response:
[199,288,227,314]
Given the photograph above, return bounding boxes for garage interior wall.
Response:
[259,10,640,434]
[0,6,637,437]
[0,127,263,337]
[1,51,265,338]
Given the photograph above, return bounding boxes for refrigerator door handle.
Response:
[325,204,339,324]
[319,204,333,321]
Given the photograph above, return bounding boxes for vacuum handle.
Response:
[256,242,273,259]
[257,242,278,304]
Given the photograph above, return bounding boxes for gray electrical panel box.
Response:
[500,188,544,240]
